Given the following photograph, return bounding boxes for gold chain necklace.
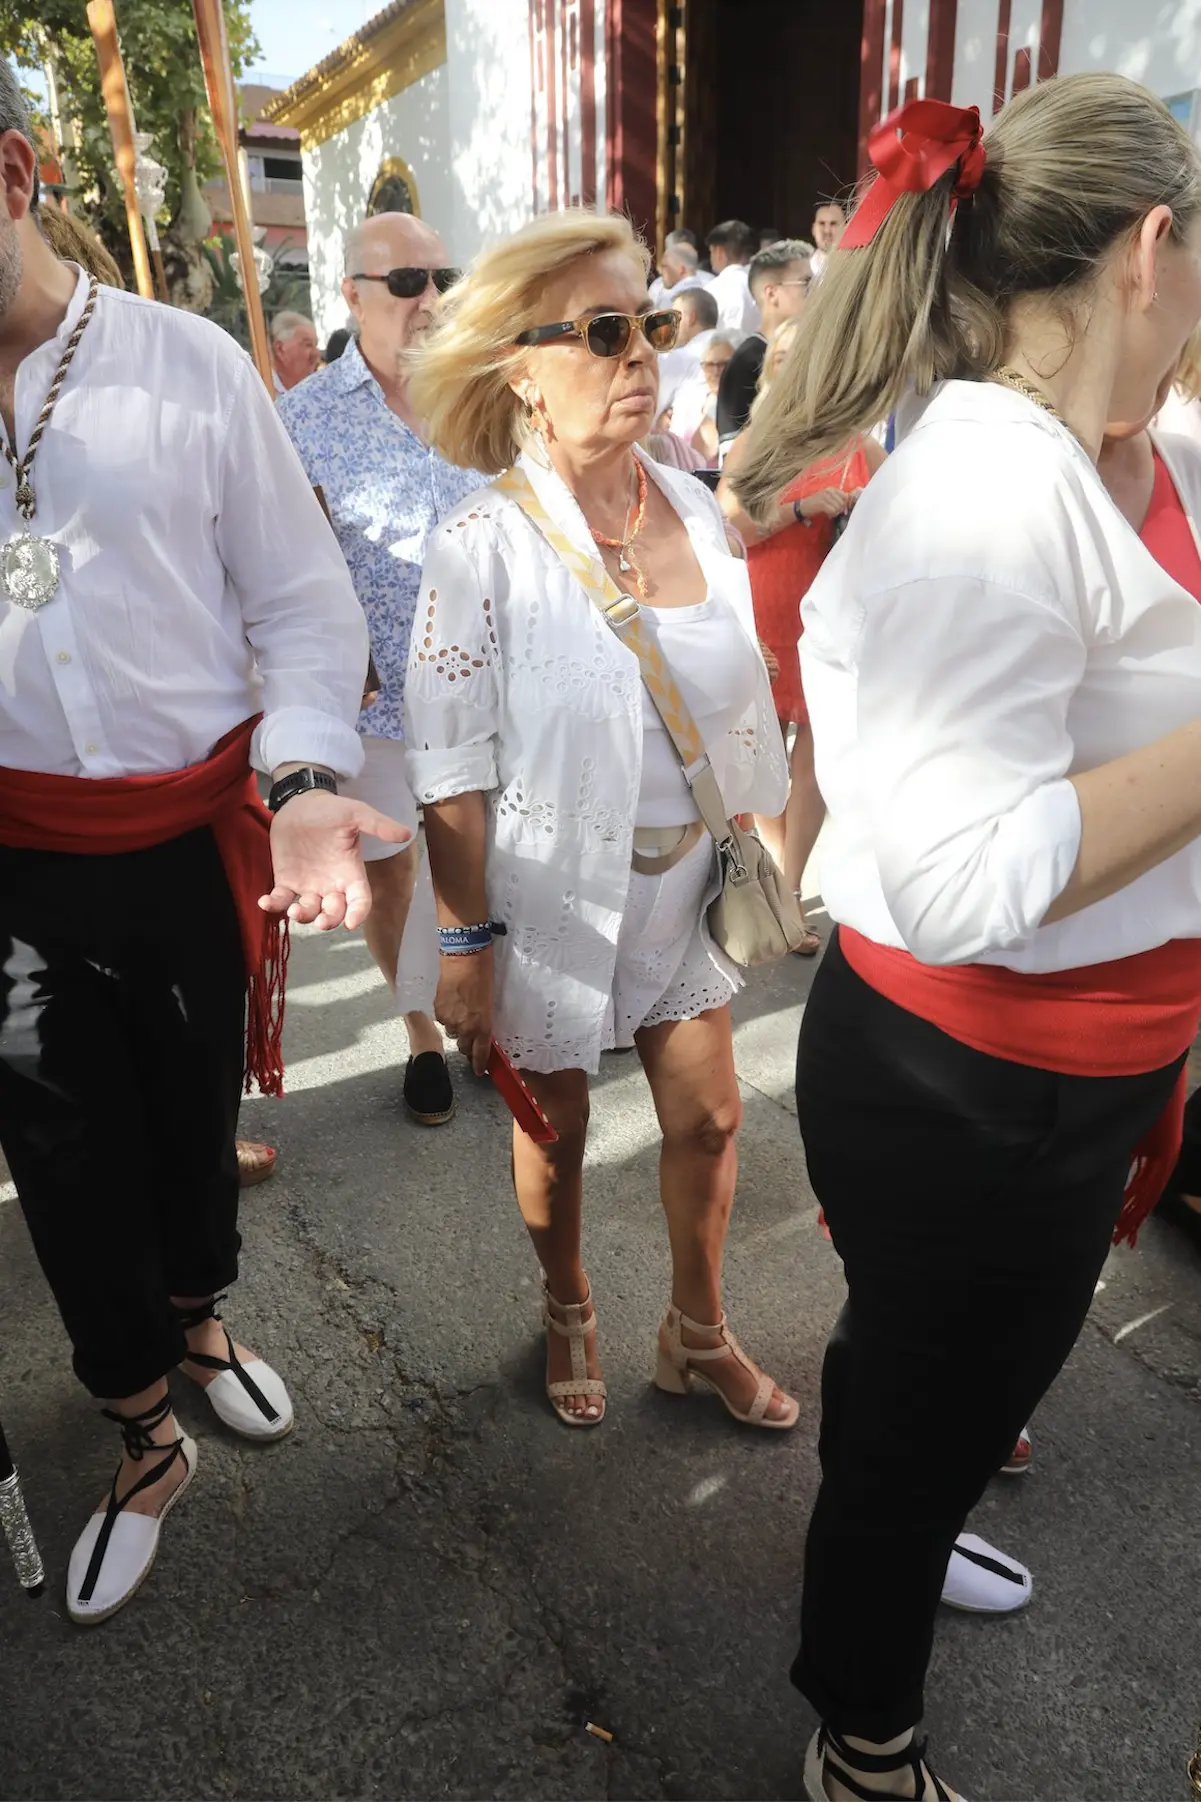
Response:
[991,364,1067,425]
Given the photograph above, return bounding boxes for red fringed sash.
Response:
[0,718,287,1097]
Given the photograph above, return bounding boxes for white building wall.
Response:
[1058,0,1201,95]
[301,63,454,342]
[900,0,929,99]
[444,0,538,259]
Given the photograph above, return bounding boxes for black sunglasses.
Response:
[352,266,461,299]
[515,309,681,359]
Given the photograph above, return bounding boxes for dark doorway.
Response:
[682,0,864,243]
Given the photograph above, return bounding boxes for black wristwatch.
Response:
[267,767,338,813]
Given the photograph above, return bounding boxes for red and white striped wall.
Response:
[861,0,1200,165]
[527,0,606,213]
[860,0,1065,166]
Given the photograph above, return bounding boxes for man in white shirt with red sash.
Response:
[0,66,402,1624]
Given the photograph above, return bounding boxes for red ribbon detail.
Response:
[840,98,986,250]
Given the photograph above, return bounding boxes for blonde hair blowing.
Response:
[734,72,1201,523]
[408,209,650,473]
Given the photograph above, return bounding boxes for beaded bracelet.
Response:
[438,921,507,956]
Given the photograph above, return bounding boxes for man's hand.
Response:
[260,789,411,932]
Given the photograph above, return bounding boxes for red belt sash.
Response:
[0,718,287,1098]
[840,926,1201,1245]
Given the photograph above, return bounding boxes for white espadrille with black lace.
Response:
[176,1296,294,1442]
[941,1531,1032,1614]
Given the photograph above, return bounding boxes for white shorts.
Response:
[341,736,418,861]
[602,833,740,1053]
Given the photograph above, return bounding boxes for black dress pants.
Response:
[1170,1083,1201,1195]
[792,929,1180,1739]
[0,827,245,1399]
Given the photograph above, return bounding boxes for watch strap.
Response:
[267,767,338,813]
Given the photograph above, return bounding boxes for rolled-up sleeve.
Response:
[216,358,368,779]
[858,574,1085,964]
[405,525,500,803]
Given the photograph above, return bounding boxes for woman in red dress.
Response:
[720,321,884,950]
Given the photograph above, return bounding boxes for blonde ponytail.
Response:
[735,174,970,521]
[734,73,1201,525]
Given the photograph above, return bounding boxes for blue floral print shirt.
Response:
[277,338,484,741]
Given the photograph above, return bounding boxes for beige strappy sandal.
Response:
[542,1277,607,1428]
[654,1304,799,1430]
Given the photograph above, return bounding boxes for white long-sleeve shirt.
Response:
[706,264,760,341]
[0,268,368,780]
[801,379,1201,970]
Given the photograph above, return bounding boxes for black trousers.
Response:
[1171,1084,1201,1195]
[792,930,1180,1739]
[0,828,245,1399]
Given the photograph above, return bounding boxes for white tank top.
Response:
[636,591,762,827]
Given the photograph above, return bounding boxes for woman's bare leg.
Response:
[510,1067,603,1419]
[636,1007,793,1421]
[755,716,791,871]
[783,721,827,909]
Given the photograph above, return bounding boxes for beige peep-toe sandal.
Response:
[655,1304,799,1429]
[542,1277,607,1428]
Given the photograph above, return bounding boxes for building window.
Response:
[368,156,421,217]
[245,150,304,196]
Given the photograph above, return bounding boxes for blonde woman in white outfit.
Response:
[406,209,797,1432]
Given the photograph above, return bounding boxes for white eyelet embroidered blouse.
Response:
[405,447,788,1072]
[801,378,1201,970]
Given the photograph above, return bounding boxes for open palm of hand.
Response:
[260,790,411,932]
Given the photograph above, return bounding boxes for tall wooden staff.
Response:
[191,0,273,390]
[86,0,154,300]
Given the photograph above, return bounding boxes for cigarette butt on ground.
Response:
[585,1722,614,1743]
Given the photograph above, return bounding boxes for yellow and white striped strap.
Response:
[496,465,732,843]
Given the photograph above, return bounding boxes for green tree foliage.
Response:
[0,0,258,251]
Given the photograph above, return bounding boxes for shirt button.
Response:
[84,743,98,755]
[55,650,71,664]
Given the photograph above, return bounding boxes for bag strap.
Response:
[495,464,737,854]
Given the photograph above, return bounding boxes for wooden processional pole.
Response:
[191,0,274,390]
[86,0,154,300]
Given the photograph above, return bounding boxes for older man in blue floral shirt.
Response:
[278,211,483,1125]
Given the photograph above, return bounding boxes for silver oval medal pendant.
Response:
[1,532,60,611]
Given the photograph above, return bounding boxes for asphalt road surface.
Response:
[1,914,1199,1801]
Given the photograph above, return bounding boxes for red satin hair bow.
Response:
[840,97,986,250]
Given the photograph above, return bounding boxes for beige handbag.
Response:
[496,467,808,968]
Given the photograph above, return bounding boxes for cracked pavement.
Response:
[1,921,1200,1800]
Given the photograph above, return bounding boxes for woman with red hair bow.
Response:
[737,76,1201,1802]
